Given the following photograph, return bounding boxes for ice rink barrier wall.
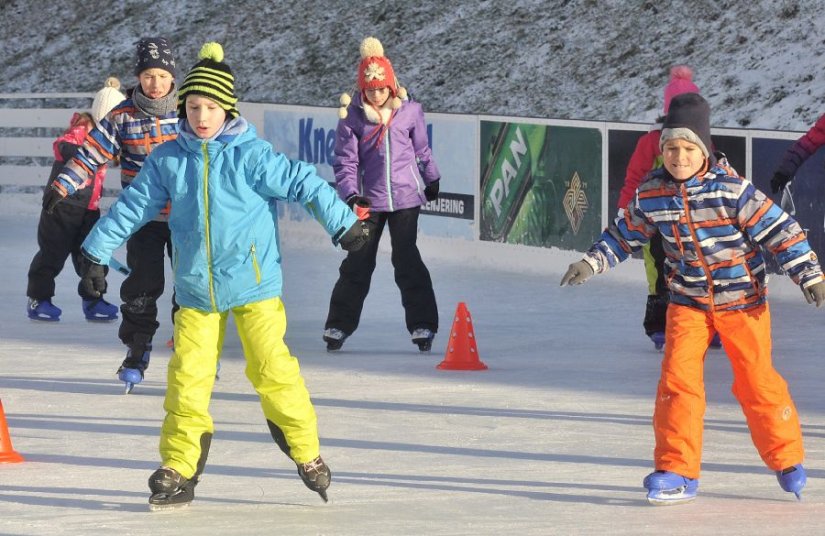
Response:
[3,97,824,257]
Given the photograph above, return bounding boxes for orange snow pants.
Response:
[653,303,803,479]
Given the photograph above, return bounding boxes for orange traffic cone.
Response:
[0,399,24,463]
[438,302,487,371]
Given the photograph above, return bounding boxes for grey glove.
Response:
[560,260,594,286]
[803,281,825,307]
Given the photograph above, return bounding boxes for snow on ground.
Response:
[1,193,824,535]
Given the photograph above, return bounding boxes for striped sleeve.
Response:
[738,181,823,288]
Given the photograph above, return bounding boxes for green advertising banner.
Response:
[479,121,602,250]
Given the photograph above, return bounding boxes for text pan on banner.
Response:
[479,121,602,251]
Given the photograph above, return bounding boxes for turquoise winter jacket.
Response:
[82,118,358,312]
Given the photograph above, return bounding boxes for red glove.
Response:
[347,195,371,221]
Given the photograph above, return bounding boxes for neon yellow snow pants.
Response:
[160,297,319,479]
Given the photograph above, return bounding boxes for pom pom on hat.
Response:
[91,77,126,123]
[663,64,700,114]
[177,42,239,119]
[338,92,352,119]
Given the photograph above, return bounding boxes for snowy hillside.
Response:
[1,0,823,131]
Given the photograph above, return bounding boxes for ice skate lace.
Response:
[301,457,328,478]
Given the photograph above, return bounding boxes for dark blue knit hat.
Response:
[134,37,177,77]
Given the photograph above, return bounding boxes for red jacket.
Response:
[776,112,825,178]
[617,128,662,210]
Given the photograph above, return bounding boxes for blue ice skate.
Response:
[82,298,119,322]
[709,333,722,349]
[643,470,698,505]
[27,298,62,322]
[649,332,665,351]
[117,344,152,394]
[776,464,806,500]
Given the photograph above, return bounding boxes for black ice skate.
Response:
[411,328,435,352]
[148,467,195,511]
[323,328,348,352]
[297,456,331,502]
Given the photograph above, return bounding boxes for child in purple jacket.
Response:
[323,36,441,352]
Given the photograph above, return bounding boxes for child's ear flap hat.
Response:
[177,42,240,119]
[338,37,407,119]
[659,92,712,159]
[91,77,126,123]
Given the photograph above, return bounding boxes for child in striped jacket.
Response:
[561,93,825,505]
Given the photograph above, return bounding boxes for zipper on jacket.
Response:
[384,130,393,212]
[410,165,423,195]
[681,184,716,312]
[202,142,218,311]
[250,244,262,285]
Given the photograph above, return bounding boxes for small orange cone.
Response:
[0,399,24,463]
[438,302,487,371]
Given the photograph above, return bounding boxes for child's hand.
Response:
[770,171,792,194]
[424,180,440,202]
[78,255,107,298]
[42,183,69,214]
[803,281,825,307]
[560,260,594,286]
[339,221,370,252]
[347,195,371,221]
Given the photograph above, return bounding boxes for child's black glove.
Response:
[770,171,792,194]
[424,180,440,202]
[339,221,370,252]
[78,253,107,298]
[42,183,68,214]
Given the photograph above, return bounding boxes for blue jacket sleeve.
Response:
[81,155,169,263]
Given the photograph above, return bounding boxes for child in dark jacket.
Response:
[77,43,367,510]
[562,93,825,505]
[770,111,825,193]
[26,77,125,321]
[323,36,441,352]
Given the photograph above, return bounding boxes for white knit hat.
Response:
[91,77,126,123]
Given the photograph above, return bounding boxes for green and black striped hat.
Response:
[177,42,239,118]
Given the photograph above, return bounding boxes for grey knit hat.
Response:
[659,93,712,158]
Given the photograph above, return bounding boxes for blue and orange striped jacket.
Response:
[583,165,824,311]
[56,96,178,193]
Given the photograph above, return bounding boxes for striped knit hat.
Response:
[177,42,239,119]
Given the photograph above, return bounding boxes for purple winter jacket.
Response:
[333,93,440,212]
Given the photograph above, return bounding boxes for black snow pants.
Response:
[325,206,438,336]
[27,203,106,301]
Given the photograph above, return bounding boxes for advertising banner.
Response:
[479,121,602,250]
[262,106,476,239]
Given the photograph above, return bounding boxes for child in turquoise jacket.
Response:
[78,43,368,509]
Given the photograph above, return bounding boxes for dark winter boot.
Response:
[148,467,195,510]
[297,456,331,502]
